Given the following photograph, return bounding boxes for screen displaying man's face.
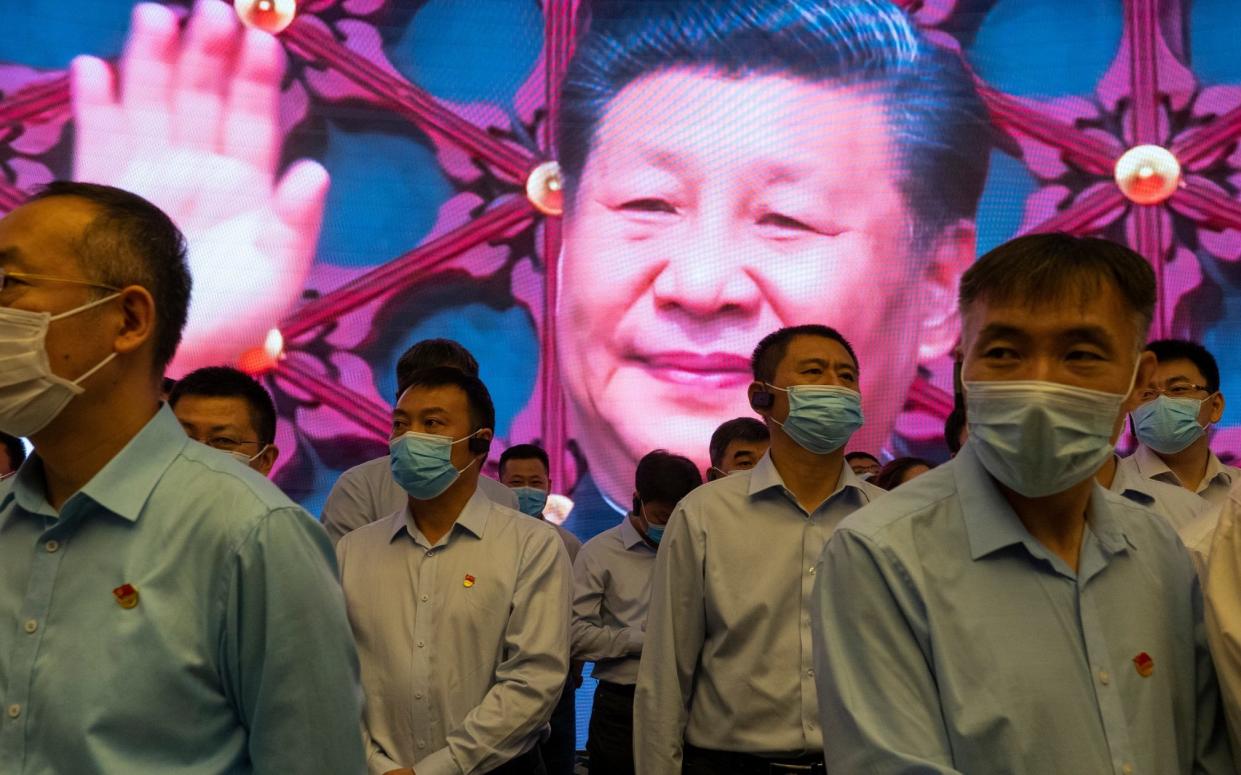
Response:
[558,67,969,503]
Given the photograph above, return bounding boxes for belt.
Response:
[684,744,826,774]
[595,679,636,696]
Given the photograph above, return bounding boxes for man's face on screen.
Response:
[558,68,965,503]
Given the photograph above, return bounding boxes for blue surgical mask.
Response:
[1132,394,1211,454]
[638,503,665,545]
[965,379,1129,498]
[514,486,549,517]
[768,384,863,455]
[389,431,480,500]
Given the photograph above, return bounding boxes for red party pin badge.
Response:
[112,583,140,609]
[1133,652,1154,678]
[463,574,476,588]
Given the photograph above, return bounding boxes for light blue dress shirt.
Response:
[0,405,366,775]
[813,441,1232,774]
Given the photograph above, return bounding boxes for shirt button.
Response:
[417,740,426,750]
[417,641,425,648]
[420,595,429,603]
[414,691,423,699]
[808,566,816,575]
[1122,764,1133,775]
[45,540,59,553]
[23,619,37,634]
[7,704,20,719]
[807,668,815,678]
[1098,670,1110,686]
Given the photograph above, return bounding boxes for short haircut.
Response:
[751,324,858,383]
[958,233,1157,347]
[1146,339,1221,394]
[708,417,770,467]
[400,366,496,434]
[944,405,967,455]
[395,338,480,400]
[499,443,550,477]
[633,449,703,513]
[30,181,191,373]
[871,456,932,490]
[169,366,278,445]
[845,451,880,465]
[559,0,990,245]
[0,433,26,471]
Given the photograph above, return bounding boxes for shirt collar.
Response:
[1133,442,1234,490]
[617,513,647,550]
[389,486,492,544]
[4,404,186,522]
[746,450,863,500]
[952,442,1130,561]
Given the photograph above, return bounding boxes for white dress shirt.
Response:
[1118,443,1239,508]
[322,454,519,544]
[1110,454,1211,530]
[572,515,656,684]
[1202,484,1241,772]
[634,453,884,773]
[337,489,571,775]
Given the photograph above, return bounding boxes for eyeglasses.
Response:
[1137,383,1212,402]
[0,268,120,295]
[195,436,263,452]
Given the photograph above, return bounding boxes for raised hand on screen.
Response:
[71,0,327,375]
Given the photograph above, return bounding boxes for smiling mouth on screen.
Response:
[629,351,753,388]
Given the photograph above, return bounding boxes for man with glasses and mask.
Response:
[338,366,571,775]
[1118,339,1238,508]
[0,182,365,773]
[813,233,1232,774]
[634,324,884,774]
[170,365,279,476]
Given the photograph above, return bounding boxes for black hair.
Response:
[1145,339,1221,394]
[959,233,1157,345]
[633,448,703,514]
[559,0,990,245]
[0,433,26,472]
[395,338,480,400]
[169,366,278,445]
[845,451,880,465]
[400,366,496,436]
[944,405,967,455]
[30,181,191,374]
[751,324,858,383]
[708,417,770,468]
[499,443,550,477]
[871,456,932,490]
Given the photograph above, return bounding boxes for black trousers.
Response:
[488,746,548,775]
[683,745,825,775]
[540,673,577,775]
[586,680,636,775]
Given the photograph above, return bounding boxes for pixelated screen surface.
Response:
[4,0,1241,752]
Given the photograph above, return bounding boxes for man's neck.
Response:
[1095,454,1119,490]
[31,386,160,512]
[410,473,478,545]
[769,433,845,513]
[999,478,1094,573]
[1156,436,1212,492]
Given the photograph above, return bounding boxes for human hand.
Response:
[71,0,328,375]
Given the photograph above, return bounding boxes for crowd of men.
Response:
[1,181,1240,775]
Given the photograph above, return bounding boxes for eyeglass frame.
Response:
[0,268,121,296]
[1135,381,1216,402]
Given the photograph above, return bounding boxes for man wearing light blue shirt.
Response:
[0,182,365,774]
[814,233,1232,773]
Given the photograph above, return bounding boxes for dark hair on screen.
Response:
[499,443,550,477]
[1145,339,1221,395]
[169,366,278,445]
[871,456,932,490]
[708,417,770,468]
[958,233,1157,344]
[0,433,27,472]
[633,449,703,515]
[751,324,858,383]
[30,181,191,374]
[559,0,990,245]
[395,338,480,400]
[401,366,496,435]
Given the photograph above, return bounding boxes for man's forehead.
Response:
[173,394,254,428]
[1151,358,1206,384]
[395,383,469,413]
[0,198,96,271]
[504,457,548,475]
[963,292,1134,344]
[780,335,856,368]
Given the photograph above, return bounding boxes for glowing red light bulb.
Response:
[234,0,297,35]
[1114,144,1181,205]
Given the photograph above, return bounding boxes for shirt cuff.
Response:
[415,746,462,775]
[625,627,645,655]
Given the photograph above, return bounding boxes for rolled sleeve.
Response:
[221,507,367,774]
[812,528,959,775]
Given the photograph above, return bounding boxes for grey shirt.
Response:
[1118,443,1239,509]
[634,453,884,771]
[322,454,519,544]
[572,515,656,685]
[1110,454,1212,531]
[337,489,572,775]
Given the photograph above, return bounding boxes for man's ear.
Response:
[918,219,975,362]
[1122,351,1158,415]
[748,381,773,415]
[1208,392,1226,425]
[256,445,279,477]
[113,285,157,358]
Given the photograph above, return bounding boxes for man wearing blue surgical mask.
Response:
[634,325,885,774]
[1118,339,1238,509]
[337,366,571,775]
[813,233,1232,774]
